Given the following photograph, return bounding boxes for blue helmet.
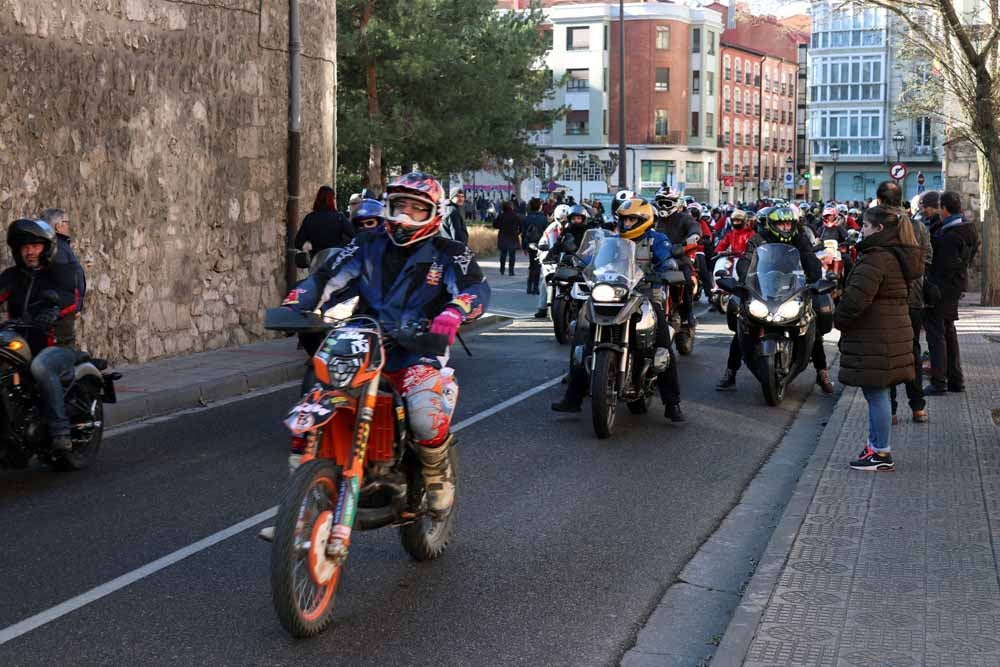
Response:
[350,198,385,230]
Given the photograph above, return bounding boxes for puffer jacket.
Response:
[834,224,923,388]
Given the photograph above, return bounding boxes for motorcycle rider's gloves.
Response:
[33,307,60,328]
[430,308,463,345]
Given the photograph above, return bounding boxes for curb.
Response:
[104,314,513,429]
[709,385,857,665]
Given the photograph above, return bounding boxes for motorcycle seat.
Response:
[75,351,108,371]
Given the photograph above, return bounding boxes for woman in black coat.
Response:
[294,186,354,259]
[494,201,523,276]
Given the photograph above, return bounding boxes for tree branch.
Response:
[935,0,981,65]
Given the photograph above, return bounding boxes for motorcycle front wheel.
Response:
[400,447,458,561]
[271,459,343,638]
[552,297,572,345]
[53,384,103,471]
[758,356,786,407]
[591,349,619,439]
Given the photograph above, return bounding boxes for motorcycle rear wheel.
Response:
[400,448,458,561]
[271,459,343,638]
[53,384,103,471]
[552,298,572,345]
[759,356,786,407]
[591,349,618,439]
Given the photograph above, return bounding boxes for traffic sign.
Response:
[889,163,907,180]
[917,171,925,185]
[783,172,794,187]
[722,175,735,187]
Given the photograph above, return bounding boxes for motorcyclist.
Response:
[654,189,700,337]
[0,219,80,453]
[714,210,754,258]
[716,207,833,393]
[535,204,570,318]
[695,207,715,298]
[279,172,490,512]
[349,198,385,234]
[552,198,685,422]
[818,205,849,245]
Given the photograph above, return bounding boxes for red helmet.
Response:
[385,172,445,246]
[821,205,840,228]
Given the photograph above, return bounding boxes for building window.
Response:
[735,88,742,114]
[723,86,731,112]
[706,73,714,96]
[692,27,701,53]
[707,32,715,55]
[641,160,676,185]
[603,110,608,135]
[706,113,715,138]
[655,67,670,92]
[603,67,608,92]
[567,68,590,91]
[565,109,589,135]
[656,26,670,50]
[745,62,752,85]
[604,25,608,51]
[567,26,590,50]
[654,109,669,137]
[914,116,932,154]
[543,30,553,51]
[691,111,700,137]
[809,54,884,102]
[723,55,731,80]
[686,161,704,185]
[692,71,701,94]
[735,131,742,146]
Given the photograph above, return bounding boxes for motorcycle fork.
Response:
[324,374,380,561]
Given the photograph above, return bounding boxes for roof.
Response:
[711,2,802,63]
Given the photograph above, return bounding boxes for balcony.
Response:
[647,130,686,145]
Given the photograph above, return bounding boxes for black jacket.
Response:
[55,234,86,311]
[657,210,700,266]
[740,228,822,283]
[295,209,354,257]
[928,215,980,320]
[443,207,469,245]
[0,261,79,353]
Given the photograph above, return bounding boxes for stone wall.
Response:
[0,0,336,363]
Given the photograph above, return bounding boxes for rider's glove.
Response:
[430,308,463,345]
[34,307,60,328]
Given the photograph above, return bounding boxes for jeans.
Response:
[499,248,516,274]
[925,311,963,388]
[30,346,77,438]
[890,308,925,413]
[862,386,892,453]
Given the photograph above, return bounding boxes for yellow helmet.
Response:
[616,198,655,240]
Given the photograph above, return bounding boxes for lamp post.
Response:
[577,151,586,202]
[785,156,793,201]
[892,130,905,165]
[829,144,840,202]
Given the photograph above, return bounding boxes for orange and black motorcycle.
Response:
[263,309,456,638]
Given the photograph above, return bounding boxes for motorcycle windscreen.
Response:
[747,244,806,302]
[576,228,610,262]
[583,237,640,288]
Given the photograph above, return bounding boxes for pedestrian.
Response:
[493,201,522,276]
[923,191,980,395]
[295,186,354,259]
[836,205,924,471]
[348,192,363,217]
[542,197,555,218]
[919,190,942,231]
[442,187,470,244]
[522,198,546,294]
[476,194,488,221]
[38,208,86,312]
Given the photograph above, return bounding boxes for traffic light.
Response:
[801,172,810,179]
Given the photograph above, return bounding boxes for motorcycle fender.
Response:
[758,338,780,357]
[587,296,642,327]
[593,342,624,355]
[74,362,104,385]
[285,389,352,434]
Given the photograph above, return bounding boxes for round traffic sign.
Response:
[917,171,925,185]
[890,163,907,180]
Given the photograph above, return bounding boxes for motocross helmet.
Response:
[615,199,655,240]
[567,204,588,226]
[821,205,840,228]
[848,207,860,219]
[553,203,571,223]
[385,172,445,246]
[687,203,703,219]
[730,209,747,228]
[836,203,848,215]
[764,207,798,243]
[7,218,57,267]
[350,198,385,231]
[654,188,681,217]
[611,189,636,217]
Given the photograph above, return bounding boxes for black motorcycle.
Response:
[578,236,682,438]
[716,245,834,406]
[0,311,119,470]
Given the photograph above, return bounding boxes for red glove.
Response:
[430,308,463,345]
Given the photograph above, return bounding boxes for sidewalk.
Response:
[714,305,1000,666]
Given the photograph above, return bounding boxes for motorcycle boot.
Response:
[50,434,72,453]
[664,403,685,422]
[816,369,835,394]
[716,368,737,391]
[418,434,456,512]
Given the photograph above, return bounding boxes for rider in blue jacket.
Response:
[551,198,685,422]
[282,172,490,511]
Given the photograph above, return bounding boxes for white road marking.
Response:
[0,374,564,645]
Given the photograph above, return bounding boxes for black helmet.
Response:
[764,207,798,243]
[7,219,57,267]
[567,204,587,225]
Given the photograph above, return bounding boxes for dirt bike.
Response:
[262,308,455,638]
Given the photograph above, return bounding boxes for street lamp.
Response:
[829,144,840,201]
[577,151,586,202]
[892,130,905,163]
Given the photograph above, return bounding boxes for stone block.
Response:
[236,127,259,158]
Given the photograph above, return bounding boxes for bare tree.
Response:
[848,0,1000,304]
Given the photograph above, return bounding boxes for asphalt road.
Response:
[0,310,831,666]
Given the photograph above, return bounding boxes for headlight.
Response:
[591,284,626,302]
[776,299,803,321]
[748,299,769,319]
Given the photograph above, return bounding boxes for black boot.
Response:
[551,399,582,413]
[716,369,737,391]
[664,403,686,422]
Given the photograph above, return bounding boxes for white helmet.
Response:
[553,204,571,223]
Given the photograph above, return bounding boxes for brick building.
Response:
[709,4,802,204]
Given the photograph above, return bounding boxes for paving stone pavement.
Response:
[715,306,1000,667]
